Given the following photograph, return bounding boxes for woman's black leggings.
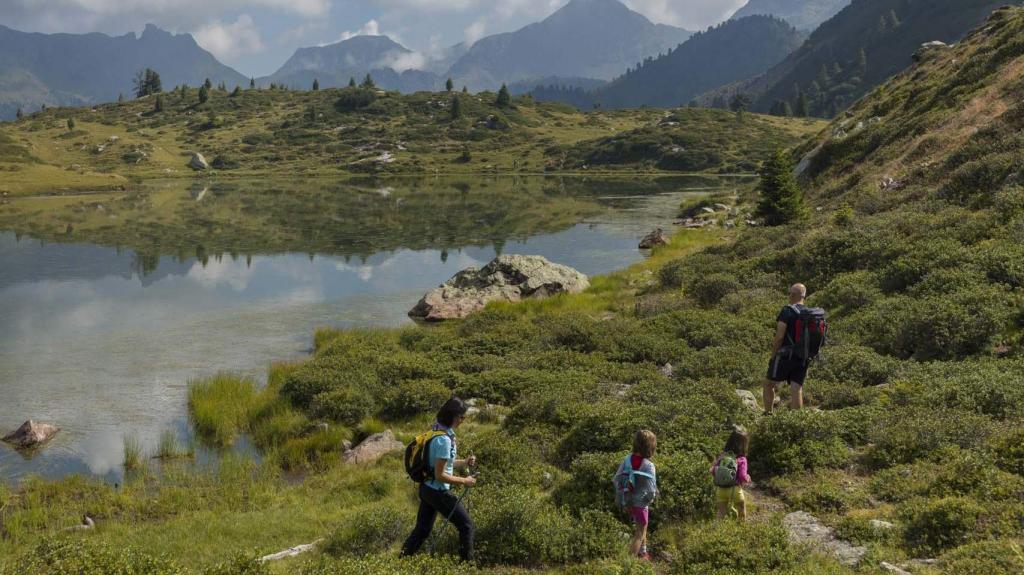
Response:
[401,483,475,561]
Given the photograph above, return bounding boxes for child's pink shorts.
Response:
[628,506,649,526]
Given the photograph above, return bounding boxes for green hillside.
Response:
[0,87,822,196]
[3,6,1024,575]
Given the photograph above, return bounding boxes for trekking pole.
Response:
[429,471,478,555]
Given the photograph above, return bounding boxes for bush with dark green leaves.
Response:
[870,447,1024,503]
[665,520,796,575]
[310,387,375,426]
[334,88,378,112]
[867,408,997,468]
[902,496,984,553]
[2,538,182,575]
[749,410,850,477]
[939,540,1024,575]
[297,554,476,575]
[380,379,451,420]
[324,505,409,557]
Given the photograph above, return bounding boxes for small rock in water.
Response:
[2,420,60,449]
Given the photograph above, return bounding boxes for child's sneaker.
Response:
[637,551,651,561]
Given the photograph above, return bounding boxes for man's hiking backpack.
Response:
[713,452,739,488]
[785,305,828,362]
[405,430,448,483]
[613,456,655,507]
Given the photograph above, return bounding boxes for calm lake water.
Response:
[0,176,744,482]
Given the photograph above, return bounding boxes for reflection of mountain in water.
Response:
[0,176,739,278]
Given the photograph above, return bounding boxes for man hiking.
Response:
[763,283,827,413]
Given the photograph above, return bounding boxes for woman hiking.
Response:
[711,429,751,521]
[401,397,478,562]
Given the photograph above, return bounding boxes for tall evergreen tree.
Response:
[795,89,810,117]
[361,74,375,89]
[198,84,210,104]
[451,95,462,119]
[15,108,23,120]
[117,93,125,103]
[133,68,163,98]
[204,78,213,90]
[446,78,454,92]
[154,94,164,112]
[756,149,806,226]
[349,77,357,88]
[231,86,242,97]
[312,78,320,91]
[496,84,511,108]
[250,77,256,89]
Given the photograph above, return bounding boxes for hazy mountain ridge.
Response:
[0,24,247,119]
[730,0,850,31]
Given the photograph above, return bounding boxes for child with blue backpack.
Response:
[613,429,658,560]
[711,429,751,521]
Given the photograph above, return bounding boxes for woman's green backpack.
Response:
[713,452,738,487]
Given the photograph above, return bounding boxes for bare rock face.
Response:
[189,152,210,170]
[342,430,403,465]
[2,420,60,449]
[409,255,590,321]
[784,511,867,566]
[639,228,670,249]
[735,389,760,413]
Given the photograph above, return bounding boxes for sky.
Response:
[0,0,750,77]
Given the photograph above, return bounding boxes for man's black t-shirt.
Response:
[777,304,807,345]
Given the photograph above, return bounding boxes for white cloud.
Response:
[339,19,381,41]
[194,14,265,61]
[464,19,487,45]
[624,0,748,29]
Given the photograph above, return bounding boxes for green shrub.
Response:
[554,451,621,516]
[453,368,575,405]
[324,506,409,557]
[768,469,868,514]
[202,554,269,575]
[4,538,182,575]
[334,89,378,112]
[381,379,451,420]
[871,447,1024,503]
[688,273,742,306]
[832,515,898,546]
[666,520,796,575]
[867,408,996,467]
[902,496,983,553]
[813,344,899,387]
[297,554,475,575]
[940,539,1024,575]
[462,429,544,488]
[749,410,850,477]
[310,387,376,426]
[991,426,1024,475]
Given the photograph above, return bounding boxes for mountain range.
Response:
[738,0,1021,117]
[730,0,851,31]
[0,24,246,120]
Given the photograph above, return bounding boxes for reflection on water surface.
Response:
[0,176,747,481]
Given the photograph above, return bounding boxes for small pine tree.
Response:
[451,95,462,119]
[462,86,468,94]
[117,93,124,103]
[459,144,472,163]
[231,86,241,97]
[796,90,810,117]
[66,117,76,131]
[154,94,164,112]
[204,78,212,90]
[312,78,320,91]
[782,101,793,117]
[349,77,357,88]
[496,84,511,108]
[361,74,375,89]
[446,78,454,92]
[307,105,317,122]
[756,149,806,226]
[198,84,210,104]
[250,77,256,89]
[16,108,23,119]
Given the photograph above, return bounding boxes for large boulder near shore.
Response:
[188,152,210,170]
[342,430,403,465]
[2,420,60,449]
[409,255,589,321]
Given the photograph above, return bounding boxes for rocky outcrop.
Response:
[2,420,60,449]
[189,152,210,170]
[784,511,866,566]
[342,430,403,464]
[735,389,760,413]
[639,228,670,249]
[409,255,589,321]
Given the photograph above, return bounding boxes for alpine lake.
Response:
[0,175,748,482]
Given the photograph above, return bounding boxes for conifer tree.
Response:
[796,90,810,117]
[446,78,454,92]
[462,86,468,94]
[361,74,375,89]
[231,86,242,97]
[312,78,320,91]
[198,84,210,104]
[118,93,124,103]
[782,101,793,117]
[154,94,164,112]
[496,84,511,108]
[133,68,163,98]
[756,149,806,226]
[349,77,357,88]
[66,118,76,131]
[204,78,213,90]
[451,95,462,119]
[250,78,256,89]
[15,108,23,120]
